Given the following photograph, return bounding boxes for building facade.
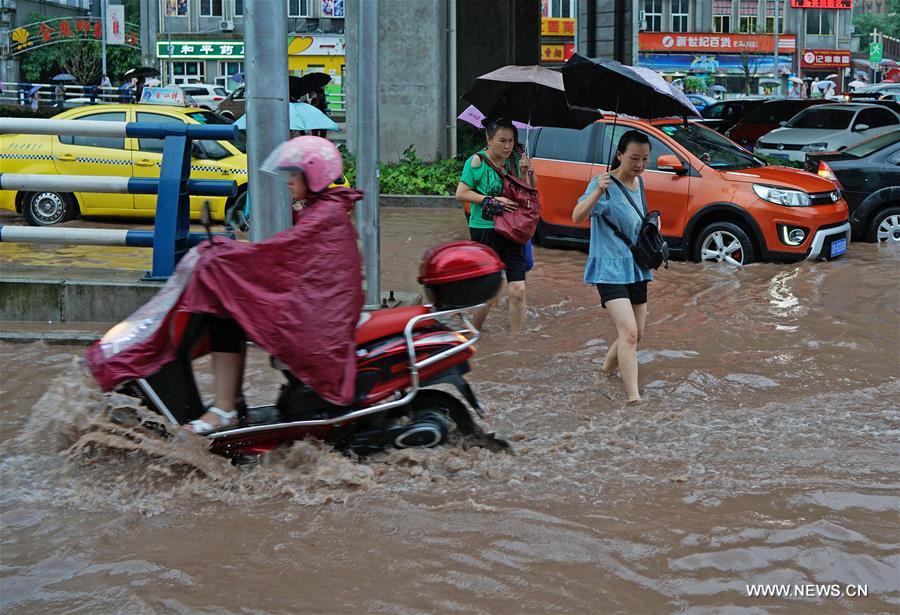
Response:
[632,0,854,91]
[140,0,346,89]
[0,0,92,85]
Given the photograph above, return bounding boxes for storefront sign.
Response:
[156,41,244,59]
[10,17,139,54]
[640,32,796,54]
[106,5,125,45]
[639,53,794,75]
[541,18,575,37]
[790,0,852,8]
[541,44,575,62]
[801,49,851,68]
[288,35,345,56]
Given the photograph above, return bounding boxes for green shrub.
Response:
[0,105,59,119]
[340,144,465,196]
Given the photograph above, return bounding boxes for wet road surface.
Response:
[1,209,898,613]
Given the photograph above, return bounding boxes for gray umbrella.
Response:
[52,74,77,82]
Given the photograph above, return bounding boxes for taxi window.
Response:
[58,112,126,149]
[136,112,231,159]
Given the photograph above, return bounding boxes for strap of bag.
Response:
[475,152,517,178]
[609,175,647,222]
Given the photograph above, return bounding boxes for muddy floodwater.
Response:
[1,210,898,613]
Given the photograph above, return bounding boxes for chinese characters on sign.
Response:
[801,49,851,68]
[156,42,246,58]
[10,18,139,54]
[540,18,576,37]
[640,32,796,54]
[540,44,575,62]
[790,0,852,8]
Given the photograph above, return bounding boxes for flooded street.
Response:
[1,210,898,613]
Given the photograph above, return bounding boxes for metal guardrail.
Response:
[0,117,239,279]
[0,82,132,108]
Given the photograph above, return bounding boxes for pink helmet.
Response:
[261,135,343,193]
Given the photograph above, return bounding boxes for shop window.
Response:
[200,0,223,17]
[217,61,244,88]
[173,61,205,84]
[288,0,310,17]
[806,9,833,35]
[671,0,690,32]
[643,0,662,32]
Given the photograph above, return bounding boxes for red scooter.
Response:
[108,241,508,458]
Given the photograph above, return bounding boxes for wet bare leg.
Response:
[508,281,526,335]
[605,299,641,403]
[472,296,496,331]
[192,346,246,428]
[601,339,620,376]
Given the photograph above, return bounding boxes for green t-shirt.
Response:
[459,150,520,229]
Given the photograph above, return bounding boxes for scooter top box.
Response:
[418,241,503,309]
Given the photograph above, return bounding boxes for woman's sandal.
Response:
[184,406,238,435]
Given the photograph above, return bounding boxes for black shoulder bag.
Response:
[600,176,669,270]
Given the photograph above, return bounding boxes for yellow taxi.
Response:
[0,104,248,226]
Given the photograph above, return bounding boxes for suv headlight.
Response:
[753,184,811,207]
[801,142,829,152]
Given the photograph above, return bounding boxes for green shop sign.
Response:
[157,41,244,59]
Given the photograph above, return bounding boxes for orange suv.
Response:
[529,117,851,264]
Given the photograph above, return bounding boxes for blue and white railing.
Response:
[0,117,239,279]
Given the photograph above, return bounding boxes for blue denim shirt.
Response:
[581,175,654,285]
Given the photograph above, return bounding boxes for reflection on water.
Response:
[1,210,898,613]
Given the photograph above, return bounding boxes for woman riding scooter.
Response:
[87,136,364,433]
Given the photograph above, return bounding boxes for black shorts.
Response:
[209,316,246,353]
[596,281,648,309]
[469,227,526,283]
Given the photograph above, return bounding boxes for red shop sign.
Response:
[801,49,852,68]
[639,32,796,54]
[790,0,852,8]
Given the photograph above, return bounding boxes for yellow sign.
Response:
[541,44,565,62]
[12,27,31,50]
[541,18,575,37]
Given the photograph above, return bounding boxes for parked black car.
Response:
[804,131,900,243]
[698,97,769,134]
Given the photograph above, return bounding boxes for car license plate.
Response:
[829,237,847,258]
[769,153,790,160]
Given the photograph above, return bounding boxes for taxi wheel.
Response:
[694,222,755,266]
[23,191,77,226]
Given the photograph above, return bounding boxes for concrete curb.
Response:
[0,330,100,345]
[380,195,456,208]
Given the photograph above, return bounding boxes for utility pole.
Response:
[100,0,108,79]
[773,0,779,88]
[357,0,380,309]
[246,0,291,241]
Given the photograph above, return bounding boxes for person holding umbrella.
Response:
[455,118,534,335]
[571,130,653,405]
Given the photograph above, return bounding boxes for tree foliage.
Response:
[19,11,142,84]
[854,0,900,53]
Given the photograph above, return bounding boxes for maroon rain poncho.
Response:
[87,187,365,406]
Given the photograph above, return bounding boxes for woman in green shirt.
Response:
[455,118,536,335]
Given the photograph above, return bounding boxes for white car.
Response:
[754,103,900,163]
[179,84,229,110]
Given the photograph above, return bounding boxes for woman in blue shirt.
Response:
[572,130,653,404]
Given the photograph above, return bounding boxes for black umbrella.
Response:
[124,66,161,80]
[562,54,698,119]
[562,54,699,170]
[462,64,583,129]
[290,72,332,99]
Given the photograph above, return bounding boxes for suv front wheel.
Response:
[694,221,755,266]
